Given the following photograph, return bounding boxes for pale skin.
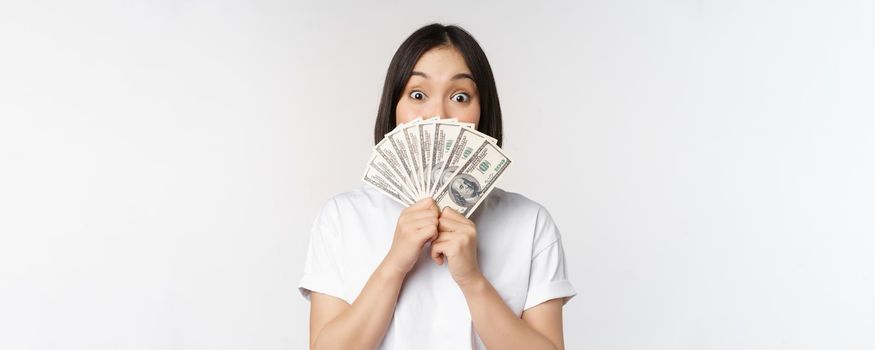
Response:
[308,45,566,350]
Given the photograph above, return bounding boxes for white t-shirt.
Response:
[298,185,577,349]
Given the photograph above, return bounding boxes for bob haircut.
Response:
[373,23,503,147]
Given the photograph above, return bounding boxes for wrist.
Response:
[377,259,408,282]
[457,272,488,293]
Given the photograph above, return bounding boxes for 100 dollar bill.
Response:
[433,140,511,217]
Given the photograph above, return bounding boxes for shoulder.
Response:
[475,187,563,251]
[316,185,399,215]
[310,185,403,236]
[476,187,554,220]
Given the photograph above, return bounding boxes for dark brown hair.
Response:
[373,23,503,147]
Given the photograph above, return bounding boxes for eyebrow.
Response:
[410,71,475,82]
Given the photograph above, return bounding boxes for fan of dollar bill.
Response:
[362,116,512,218]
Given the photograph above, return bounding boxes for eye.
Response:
[409,90,426,100]
[451,92,470,103]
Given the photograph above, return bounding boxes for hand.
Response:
[382,198,440,277]
[430,207,483,287]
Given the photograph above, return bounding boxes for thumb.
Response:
[430,241,445,266]
[432,254,444,266]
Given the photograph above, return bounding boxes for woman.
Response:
[298,23,577,349]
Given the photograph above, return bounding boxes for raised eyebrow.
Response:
[451,73,475,82]
[409,71,474,82]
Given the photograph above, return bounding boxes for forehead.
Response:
[412,46,471,76]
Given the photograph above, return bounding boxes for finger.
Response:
[438,217,468,232]
[430,241,449,265]
[417,225,439,244]
[398,216,437,236]
[431,230,461,245]
[440,207,468,223]
[410,197,435,209]
[400,210,439,224]
[427,228,444,244]
[424,199,440,216]
[409,216,439,230]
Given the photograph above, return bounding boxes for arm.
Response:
[460,276,566,350]
[309,259,406,350]
[430,208,567,350]
[309,198,441,350]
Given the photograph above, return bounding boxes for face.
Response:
[395,45,481,127]
[452,177,475,198]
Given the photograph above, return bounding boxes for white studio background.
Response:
[1,1,872,349]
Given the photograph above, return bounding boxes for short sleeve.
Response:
[523,206,578,311]
[297,198,347,303]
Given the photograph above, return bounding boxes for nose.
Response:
[428,100,448,119]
